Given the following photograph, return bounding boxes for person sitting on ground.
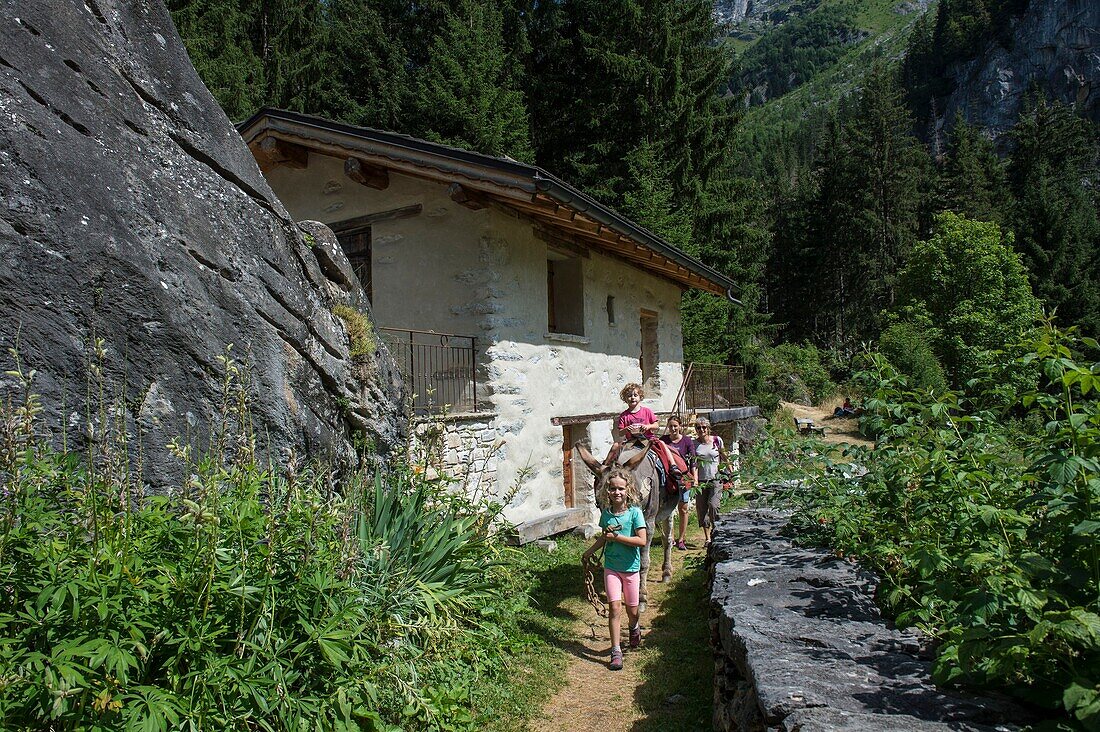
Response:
[661,416,695,551]
[693,418,730,548]
[833,397,859,418]
[581,467,648,671]
[616,383,659,444]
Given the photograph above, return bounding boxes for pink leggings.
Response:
[603,568,640,606]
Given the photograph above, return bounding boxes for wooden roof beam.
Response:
[344,157,389,189]
[449,183,486,210]
[252,136,308,173]
[533,227,591,258]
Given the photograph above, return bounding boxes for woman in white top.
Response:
[692,418,729,547]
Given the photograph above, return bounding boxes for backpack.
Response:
[650,439,691,495]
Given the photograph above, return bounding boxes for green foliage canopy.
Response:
[894,211,1041,384]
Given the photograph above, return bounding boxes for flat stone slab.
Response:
[708,508,1035,731]
[507,507,589,545]
[705,406,762,423]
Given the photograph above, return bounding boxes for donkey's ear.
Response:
[604,442,623,466]
[575,441,602,474]
[623,445,650,470]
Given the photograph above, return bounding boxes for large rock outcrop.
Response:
[709,508,1033,731]
[0,0,405,485]
[943,0,1099,144]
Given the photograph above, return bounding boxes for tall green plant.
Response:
[0,352,536,731]
[756,324,1100,727]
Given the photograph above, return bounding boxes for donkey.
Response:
[575,440,680,612]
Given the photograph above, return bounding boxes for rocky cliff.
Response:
[0,0,405,485]
[943,0,1099,142]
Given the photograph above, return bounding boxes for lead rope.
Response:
[582,548,608,619]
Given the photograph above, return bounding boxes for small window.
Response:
[547,255,584,336]
[336,227,372,304]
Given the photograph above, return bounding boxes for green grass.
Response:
[475,538,585,731]
[631,550,714,731]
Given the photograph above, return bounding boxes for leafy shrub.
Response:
[762,342,837,405]
[877,321,947,393]
[0,452,385,730]
[0,352,542,731]
[753,323,1100,727]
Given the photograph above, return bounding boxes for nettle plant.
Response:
[755,324,1099,728]
[0,348,520,732]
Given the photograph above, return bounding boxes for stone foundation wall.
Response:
[410,413,507,499]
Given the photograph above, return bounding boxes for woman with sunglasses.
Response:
[692,418,728,547]
[661,416,695,550]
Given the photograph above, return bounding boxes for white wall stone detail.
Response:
[267,159,688,526]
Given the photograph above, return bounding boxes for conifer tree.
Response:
[254,0,329,114]
[828,64,928,345]
[168,0,263,119]
[317,0,410,129]
[527,0,734,208]
[937,116,1009,226]
[410,0,533,159]
[1008,98,1100,333]
[769,65,929,348]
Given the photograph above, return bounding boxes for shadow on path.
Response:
[629,551,713,732]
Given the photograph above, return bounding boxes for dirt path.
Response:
[531,526,713,732]
[782,399,874,449]
[530,406,866,731]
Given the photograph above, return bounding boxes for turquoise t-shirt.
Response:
[599,506,646,573]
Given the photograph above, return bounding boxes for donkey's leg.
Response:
[661,517,674,582]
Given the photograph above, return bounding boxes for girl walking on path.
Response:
[693,417,730,547]
[581,468,648,671]
[660,416,696,550]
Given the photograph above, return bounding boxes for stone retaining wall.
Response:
[410,412,505,497]
[708,507,1030,731]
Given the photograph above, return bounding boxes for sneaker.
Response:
[629,626,642,649]
[675,539,687,550]
[609,648,624,671]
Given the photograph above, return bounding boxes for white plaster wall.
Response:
[265,155,492,338]
[266,156,686,526]
[483,211,684,525]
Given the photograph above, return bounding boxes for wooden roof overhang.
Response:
[238,108,739,299]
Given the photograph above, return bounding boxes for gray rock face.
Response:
[943,0,1100,144]
[708,508,1033,731]
[0,1,405,485]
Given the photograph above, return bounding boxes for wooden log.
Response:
[344,157,389,190]
[448,182,486,210]
[253,136,308,172]
[329,204,423,234]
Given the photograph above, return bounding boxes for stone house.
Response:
[239,109,744,539]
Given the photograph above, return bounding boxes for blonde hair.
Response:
[619,383,645,403]
[596,467,642,510]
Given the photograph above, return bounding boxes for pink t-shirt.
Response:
[617,406,657,440]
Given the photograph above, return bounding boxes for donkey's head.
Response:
[574,441,649,509]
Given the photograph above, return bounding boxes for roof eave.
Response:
[239,108,739,299]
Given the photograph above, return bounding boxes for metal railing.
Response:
[671,362,746,417]
[379,328,478,415]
